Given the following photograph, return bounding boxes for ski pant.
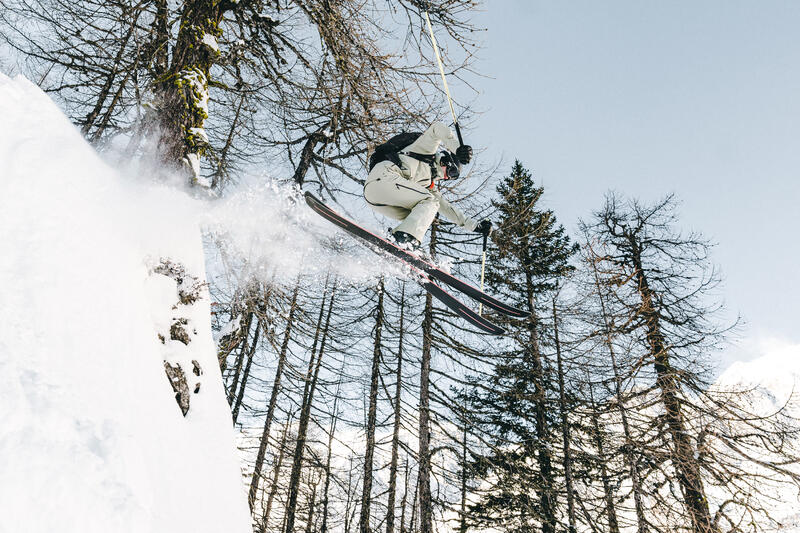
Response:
[363,162,439,242]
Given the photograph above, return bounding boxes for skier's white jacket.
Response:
[363,121,478,242]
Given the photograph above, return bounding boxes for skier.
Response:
[363,121,492,250]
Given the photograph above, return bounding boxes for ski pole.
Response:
[424,10,464,146]
[479,231,488,316]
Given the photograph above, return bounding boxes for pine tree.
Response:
[467,161,577,532]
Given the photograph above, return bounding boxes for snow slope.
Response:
[718,340,800,409]
[714,340,800,531]
[0,74,250,533]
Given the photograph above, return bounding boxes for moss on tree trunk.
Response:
[154,0,222,184]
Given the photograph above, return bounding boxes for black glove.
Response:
[455,145,472,165]
[475,219,492,237]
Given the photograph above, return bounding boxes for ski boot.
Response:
[390,231,437,263]
[390,230,421,250]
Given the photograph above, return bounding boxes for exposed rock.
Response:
[164,361,190,416]
[170,318,191,345]
[152,259,206,306]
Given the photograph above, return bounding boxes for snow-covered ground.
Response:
[0,73,250,533]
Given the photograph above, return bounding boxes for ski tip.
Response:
[497,303,530,319]
[482,301,529,320]
[477,315,506,336]
[485,324,507,336]
[469,321,505,336]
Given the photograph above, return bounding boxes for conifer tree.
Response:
[467,160,577,532]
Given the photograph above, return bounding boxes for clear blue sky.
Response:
[468,1,800,363]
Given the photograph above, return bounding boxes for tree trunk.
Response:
[212,93,245,188]
[152,0,169,76]
[321,368,344,533]
[90,68,134,144]
[248,282,300,510]
[81,18,137,136]
[154,0,224,183]
[586,380,620,533]
[226,310,253,406]
[344,456,356,533]
[552,298,576,533]
[232,285,271,423]
[257,419,292,533]
[399,457,410,533]
[359,279,385,533]
[231,318,260,424]
[386,284,406,533]
[292,125,331,185]
[217,302,245,375]
[304,475,319,533]
[418,226,437,533]
[587,244,648,533]
[409,470,421,533]
[523,271,556,533]
[459,403,468,533]
[629,240,715,533]
[285,284,335,532]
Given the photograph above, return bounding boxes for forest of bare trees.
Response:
[4,1,800,532]
[207,165,800,533]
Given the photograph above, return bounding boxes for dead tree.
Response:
[417,224,438,533]
[552,296,577,533]
[257,418,293,533]
[582,194,800,532]
[285,281,336,532]
[359,279,386,533]
[583,239,649,532]
[320,364,345,533]
[249,281,300,510]
[386,283,407,533]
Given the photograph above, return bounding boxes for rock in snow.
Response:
[0,73,250,533]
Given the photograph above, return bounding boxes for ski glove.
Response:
[475,219,492,237]
[456,145,472,165]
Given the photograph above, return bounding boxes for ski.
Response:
[305,193,504,334]
[305,192,527,318]
[304,192,526,330]
[416,269,505,335]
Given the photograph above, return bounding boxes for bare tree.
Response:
[249,280,300,510]
[386,283,407,533]
[285,280,336,532]
[582,193,800,533]
[1,0,483,188]
[359,279,386,533]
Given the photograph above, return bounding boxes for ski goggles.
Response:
[437,151,461,180]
